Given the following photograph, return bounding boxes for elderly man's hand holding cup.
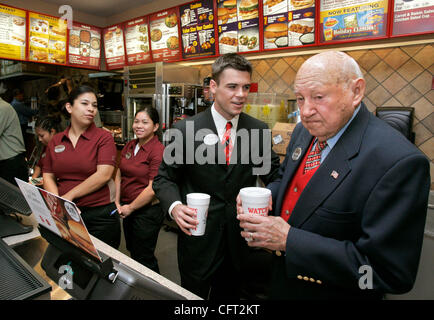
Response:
[237,187,290,251]
[236,187,272,242]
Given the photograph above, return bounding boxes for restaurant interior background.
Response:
[0,0,433,189]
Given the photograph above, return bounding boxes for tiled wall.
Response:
[197,43,434,188]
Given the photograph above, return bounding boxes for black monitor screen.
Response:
[0,177,32,216]
[0,177,33,238]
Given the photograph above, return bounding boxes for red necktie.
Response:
[304,140,327,173]
[222,121,233,165]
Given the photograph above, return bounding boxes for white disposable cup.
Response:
[187,193,210,236]
[239,187,271,241]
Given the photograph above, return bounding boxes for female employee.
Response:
[43,85,120,249]
[30,114,62,185]
[115,106,165,273]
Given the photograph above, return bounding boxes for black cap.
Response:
[203,77,212,87]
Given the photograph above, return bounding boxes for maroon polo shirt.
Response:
[37,146,47,172]
[43,123,117,207]
[119,135,164,204]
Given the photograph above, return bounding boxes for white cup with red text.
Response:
[239,187,271,241]
[187,193,210,236]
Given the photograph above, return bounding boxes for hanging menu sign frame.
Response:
[180,0,218,60]
[103,24,126,70]
[68,22,101,69]
[0,4,26,61]
[391,0,434,37]
[217,0,261,54]
[319,0,389,44]
[124,16,152,65]
[28,11,67,65]
[263,0,316,51]
[149,7,182,62]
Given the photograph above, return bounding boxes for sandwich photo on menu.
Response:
[223,0,237,19]
[264,23,288,47]
[238,0,259,20]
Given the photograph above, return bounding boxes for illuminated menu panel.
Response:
[0,5,26,60]
[319,0,388,43]
[149,8,181,62]
[263,0,315,49]
[68,22,101,69]
[180,0,217,59]
[103,24,126,70]
[28,12,67,64]
[392,0,434,36]
[125,16,152,65]
[217,0,260,54]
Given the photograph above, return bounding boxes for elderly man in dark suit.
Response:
[237,51,430,299]
[153,53,280,299]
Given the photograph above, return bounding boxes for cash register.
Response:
[0,177,51,299]
[15,179,186,300]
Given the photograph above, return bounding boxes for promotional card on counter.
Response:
[15,178,102,262]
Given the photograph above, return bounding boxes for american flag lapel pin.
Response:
[331,170,339,179]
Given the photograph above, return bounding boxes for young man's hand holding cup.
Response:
[179,193,210,236]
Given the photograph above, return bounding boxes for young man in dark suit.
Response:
[237,51,430,299]
[153,53,280,299]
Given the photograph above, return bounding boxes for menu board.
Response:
[149,8,181,62]
[28,12,67,64]
[263,0,316,50]
[103,24,126,70]
[217,0,260,54]
[180,0,216,59]
[319,0,388,43]
[68,22,101,69]
[125,17,152,65]
[392,0,434,36]
[0,5,26,61]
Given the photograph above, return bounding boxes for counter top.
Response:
[3,213,201,300]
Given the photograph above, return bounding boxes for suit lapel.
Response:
[288,145,351,227]
[192,108,225,167]
[287,103,370,227]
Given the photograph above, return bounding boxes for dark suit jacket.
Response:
[153,108,280,281]
[267,103,430,299]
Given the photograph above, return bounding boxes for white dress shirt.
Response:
[168,104,239,217]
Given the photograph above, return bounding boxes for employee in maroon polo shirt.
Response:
[114,106,165,273]
[43,85,120,249]
[30,113,62,185]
